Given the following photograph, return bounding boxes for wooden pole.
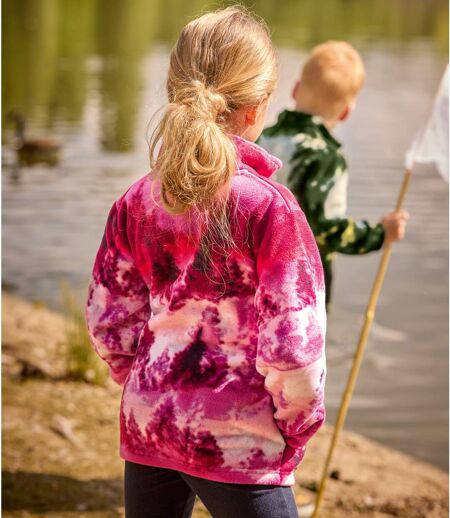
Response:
[311,169,412,518]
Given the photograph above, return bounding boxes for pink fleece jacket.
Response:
[85,135,326,486]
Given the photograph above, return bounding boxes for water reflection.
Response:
[3,0,448,150]
[97,0,154,151]
[52,0,96,125]
[3,0,59,129]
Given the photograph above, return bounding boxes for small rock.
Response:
[50,414,82,447]
[301,480,318,493]
[363,495,375,508]
[336,497,346,507]
[19,359,49,379]
[330,469,341,480]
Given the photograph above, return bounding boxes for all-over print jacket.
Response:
[85,135,327,486]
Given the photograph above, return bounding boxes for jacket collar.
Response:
[277,109,342,148]
[233,134,282,178]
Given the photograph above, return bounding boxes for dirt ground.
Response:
[3,293,448,517]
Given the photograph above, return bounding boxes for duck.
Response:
[9,112,62,166]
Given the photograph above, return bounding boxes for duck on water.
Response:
[9,112,62,167]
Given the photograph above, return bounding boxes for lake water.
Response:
[3,0,448,470]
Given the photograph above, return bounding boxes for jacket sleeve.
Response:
[289,147,385,255]
[85,197,151,386]
[253,197,327,452]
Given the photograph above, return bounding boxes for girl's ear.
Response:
[244,106,259,126]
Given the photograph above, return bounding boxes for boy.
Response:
[258,41,408,309]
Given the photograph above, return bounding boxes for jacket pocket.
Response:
[280,443,303,473]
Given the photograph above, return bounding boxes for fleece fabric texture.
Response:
[85,135,327,486]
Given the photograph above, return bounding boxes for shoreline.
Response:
[3,292,448,517]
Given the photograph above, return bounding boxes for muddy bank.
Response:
[2,293,448,517]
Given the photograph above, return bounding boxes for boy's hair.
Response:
[299,41,365,120]
[149,6,277,218]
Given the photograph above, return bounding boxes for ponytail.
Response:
[150,80,236,215]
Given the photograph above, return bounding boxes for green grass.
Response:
[60,281,108,386]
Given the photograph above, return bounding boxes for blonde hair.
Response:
[149,6,277,219]
[299,41,365,119]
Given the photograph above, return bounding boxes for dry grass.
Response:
[61,281,108,385]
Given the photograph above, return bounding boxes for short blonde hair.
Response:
[150,6,277,216]
[299,41,365,119]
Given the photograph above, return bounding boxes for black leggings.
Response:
[124,460,299,518]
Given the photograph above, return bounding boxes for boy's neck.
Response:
[293,100,338,130]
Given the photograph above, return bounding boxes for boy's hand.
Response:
[381,210,410,245]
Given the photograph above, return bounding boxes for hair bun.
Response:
[176,80,227,121]
[195,81,227,117]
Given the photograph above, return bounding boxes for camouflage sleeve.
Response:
[289,146,385,255]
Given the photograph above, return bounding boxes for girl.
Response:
[86,7,326,518]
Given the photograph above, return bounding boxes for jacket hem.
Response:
[120,447,296,486]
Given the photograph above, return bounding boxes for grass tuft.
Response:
[60,281,108,385]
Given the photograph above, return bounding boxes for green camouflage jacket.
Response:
[258,109,385,307]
